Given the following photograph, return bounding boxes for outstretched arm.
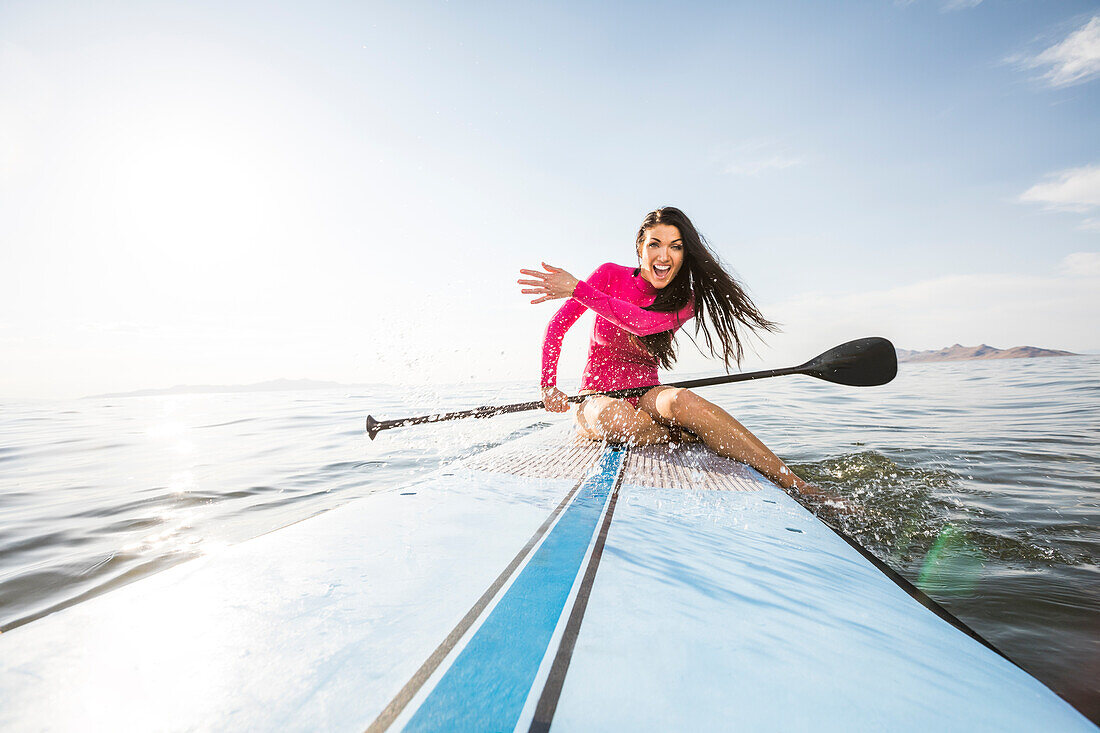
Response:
[571,276,694,336]
[519,261,695,339]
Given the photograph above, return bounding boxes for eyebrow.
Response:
[648,237,684,243]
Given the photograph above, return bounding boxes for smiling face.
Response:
[637,223,685,289]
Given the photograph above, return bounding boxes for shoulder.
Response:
[590,262,633,280]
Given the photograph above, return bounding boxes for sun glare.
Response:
[114,121,273,258]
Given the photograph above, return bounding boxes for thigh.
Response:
[581,395,622,425]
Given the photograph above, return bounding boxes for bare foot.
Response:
[791,481,859,514]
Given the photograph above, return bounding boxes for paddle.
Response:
[365,336,897,440]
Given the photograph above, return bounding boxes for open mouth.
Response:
[653,264,673,280]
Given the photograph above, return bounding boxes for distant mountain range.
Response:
[896,344,1078,363]
[88,378,347,399]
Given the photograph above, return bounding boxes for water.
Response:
[1,356,1097,721]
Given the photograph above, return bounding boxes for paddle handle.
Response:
[366,401,545,438]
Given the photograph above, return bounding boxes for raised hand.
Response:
[517,262,580,304]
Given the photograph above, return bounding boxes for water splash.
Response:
[790,450,1079,573]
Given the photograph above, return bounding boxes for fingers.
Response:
[542,386,569,413]
[520,265,568,305]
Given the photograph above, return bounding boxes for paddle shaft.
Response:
[365,365,803,439]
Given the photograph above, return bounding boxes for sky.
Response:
[1,0,1098,399]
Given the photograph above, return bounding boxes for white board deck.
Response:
[0,427,1093,732]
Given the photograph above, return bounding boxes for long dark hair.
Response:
[635,206,778,371]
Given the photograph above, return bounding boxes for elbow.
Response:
[632,324,666,337]
[543,319,566,340]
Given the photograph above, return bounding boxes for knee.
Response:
[656,388,704,422]
[592,402,636,434]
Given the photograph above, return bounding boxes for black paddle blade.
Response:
[365,415,382,440]
[799,337,897,386]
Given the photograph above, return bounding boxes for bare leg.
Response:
[639,387,810,491]
[575,396,673,446]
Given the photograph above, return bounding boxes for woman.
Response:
[517,206,812,493]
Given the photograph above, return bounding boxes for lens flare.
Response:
[917,524,986,597]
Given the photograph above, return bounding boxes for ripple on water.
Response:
[0,548,203,632]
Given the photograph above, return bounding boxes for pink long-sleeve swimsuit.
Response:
[540,262,695,393]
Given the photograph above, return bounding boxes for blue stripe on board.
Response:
[402,446,625,733]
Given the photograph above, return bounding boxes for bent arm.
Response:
[539,264,614,388]
[540,298,586,388]
[571,278,695,337]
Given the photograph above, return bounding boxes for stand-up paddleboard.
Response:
[1,426,1093,731]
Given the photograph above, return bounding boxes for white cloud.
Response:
[893,0,981,11]
[717,140,804,176]
[754,268,1100,362]
[941,0,982,12]
[1024,15,1100,88]
[1059,251,1100,277]
[1019,164,1100,214]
